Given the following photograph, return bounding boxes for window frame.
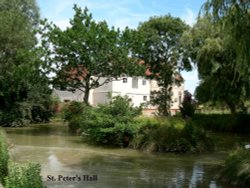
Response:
[122,78,128,83]
[132,77,138,89]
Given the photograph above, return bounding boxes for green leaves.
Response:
[201,0,250,98]
[220,147,250,187]
[40,5,142,104]
[0,0,54,126]
[137,15,188,116]
[4,162,43,188]
[183,12,249,113]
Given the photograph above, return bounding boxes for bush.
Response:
[180,90,196,118]
[62,101,87,132]
[80,96,142,146]
[220,147,250,187]
[131,118,215,153]
[0,130,9,183]
[4,162,43,188]
[193,114,250,133]
[0,95,55,127]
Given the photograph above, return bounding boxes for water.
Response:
[3,123,250,188]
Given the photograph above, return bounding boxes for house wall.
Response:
[149,81,185,115]
[92,92,110,106]
[92,77,151,107]
[54,76,185,115]
[53,89,84,102]
[171,84,184,110]
[111,77,150,107]
[91,77,113,106]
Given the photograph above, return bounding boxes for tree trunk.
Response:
[83,77,90,106]
[84,88,90,106]
[227,102,236,114]
[162,87,169,116]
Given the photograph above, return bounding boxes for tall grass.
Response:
[131,117,215,153]
[220,147,250,187]
[4,162,43,188]
[0,130,9,183]
[0,130,43,187]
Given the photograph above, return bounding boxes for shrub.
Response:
[62,101,86,121]
[80,96,142,146]
[4,162,43,188]
[193,114,250,133]
[220,147,250,187]
[62,101,87,132]
[131,118,215,153]
[0,130,9,183]
[180,90,196,118]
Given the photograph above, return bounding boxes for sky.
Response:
[37,0,207,94]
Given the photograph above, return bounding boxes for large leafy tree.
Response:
[137,15,190,116]
[40,5,143,105]
[0,0,53,126]
[201,0,250,94]
[182,16,248,114]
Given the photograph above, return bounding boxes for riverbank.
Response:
[0,130,43,188]
[63,100,215,153]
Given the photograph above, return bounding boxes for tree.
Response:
[40,5,143,105]
[180,90,196,118]
[137,15,190,116]
[0,0,39,66]
[201,0,250,94]
[0,0,54,126]
[181,16,248,114]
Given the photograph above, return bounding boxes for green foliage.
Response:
[0,0,54,126]
[0,130,43,187]
[40,5,142,105]
[0,130,9,183]
[137,15,189,116]
[4,162,43,188]
[180,90,196,118]
[201,0,250,83]
[97,96,142,123]
[0,71,54,126]
[220,147,250,187]
[63,96,142,146]
[62,101,87,132]
[131,117,215,153]
[182,15,249,114]
[81,96,142,146]
[63,101,86,122]
[193,114,250,133]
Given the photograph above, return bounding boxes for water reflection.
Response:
[48,152,63,172]
[3,124,246,188]
[189,164,204,187]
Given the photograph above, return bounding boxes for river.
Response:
[3,122,250,188]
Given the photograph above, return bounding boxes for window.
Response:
[123,78,127,83]
[143,96,147,101]
[142,80,146,85]
[132,77,138,89]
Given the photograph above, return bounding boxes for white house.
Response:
[53,76,184,116]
